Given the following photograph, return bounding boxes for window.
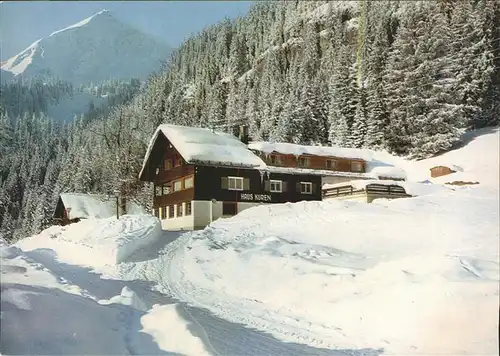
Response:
[298,157,309,167]
[163,185,171,195]
[154,208,159,218]
[270,180,282,193]
[222,202,237,215]
[169,205,175,218]
[326,159,337,170]
[177,203,183,217]
[270,155,282,166]
[165,159,173,170]
[185,202,192,216]
[228,176,243,191]
[351,161,363,172]
[184,176,194,189]
[160,206,167,219]
[174,155,182,167]
[173,180,182,192]
[300,182,313,194]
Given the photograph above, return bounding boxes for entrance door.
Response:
[222,202,237,216]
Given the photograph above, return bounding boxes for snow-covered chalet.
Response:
[139,124,406,231]
[53,193,145,226]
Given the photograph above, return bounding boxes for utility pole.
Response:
[113,189,120,220]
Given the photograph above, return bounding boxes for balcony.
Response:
[155,164,194,184]
[154,187,195,207]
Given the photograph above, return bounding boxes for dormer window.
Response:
[351,161,363,172]
[326,159,337,170]
[270,155,282,166]
[174,154,182,167]
[298,157,309,168]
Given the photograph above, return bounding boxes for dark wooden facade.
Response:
[252,151,366,173]
[193,165,322,204]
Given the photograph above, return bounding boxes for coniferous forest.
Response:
[1,0,499,241]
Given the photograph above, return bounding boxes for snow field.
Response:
[1,222,209,356]
[16,214,162,267]
[152,187,498,354]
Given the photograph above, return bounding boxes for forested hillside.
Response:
[0,79,148,240]
[1,0,499,241]
[144,0,499,157]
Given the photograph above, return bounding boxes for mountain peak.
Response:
[49,9,113,37]
[0,9,171,85]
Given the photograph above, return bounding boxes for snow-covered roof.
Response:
[58,193,145,220]
[248,142,373,161]
[429,164,464,172]
[367,165,407,180]
[139,125,267,179]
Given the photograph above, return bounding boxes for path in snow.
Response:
[22,232,382,356]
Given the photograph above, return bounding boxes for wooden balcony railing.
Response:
[154,188,195,207]
[155,165,194,184]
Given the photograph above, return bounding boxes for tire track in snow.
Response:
[156,231,343,351]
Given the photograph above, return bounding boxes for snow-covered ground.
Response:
[1,127,498,355]
[1,218,210,355]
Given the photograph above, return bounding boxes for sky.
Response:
[0,1,253,60]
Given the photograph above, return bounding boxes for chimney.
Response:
[239,125,249,145]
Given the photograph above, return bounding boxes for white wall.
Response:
[159,202,194,230]
[158,201,270,231]
[192,200,266,229]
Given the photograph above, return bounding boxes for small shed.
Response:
[53,193,145,226]
[430,164,463,178]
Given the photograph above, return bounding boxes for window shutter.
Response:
[296,182,301,193]
[312,183,317,193]
[243,178,250,190]
[221,177,228,189]
[282,181,288,192]
[264,180,270,192]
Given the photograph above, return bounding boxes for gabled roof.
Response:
[248,141,374,161]
[56,193,145,220]
[139,124,267,179]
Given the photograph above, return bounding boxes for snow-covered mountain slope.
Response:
[372,127,500,188]
[0,10,171,85]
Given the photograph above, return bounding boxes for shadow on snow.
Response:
[16,237,383,356]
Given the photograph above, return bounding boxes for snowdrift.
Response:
[17,214,162,267]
